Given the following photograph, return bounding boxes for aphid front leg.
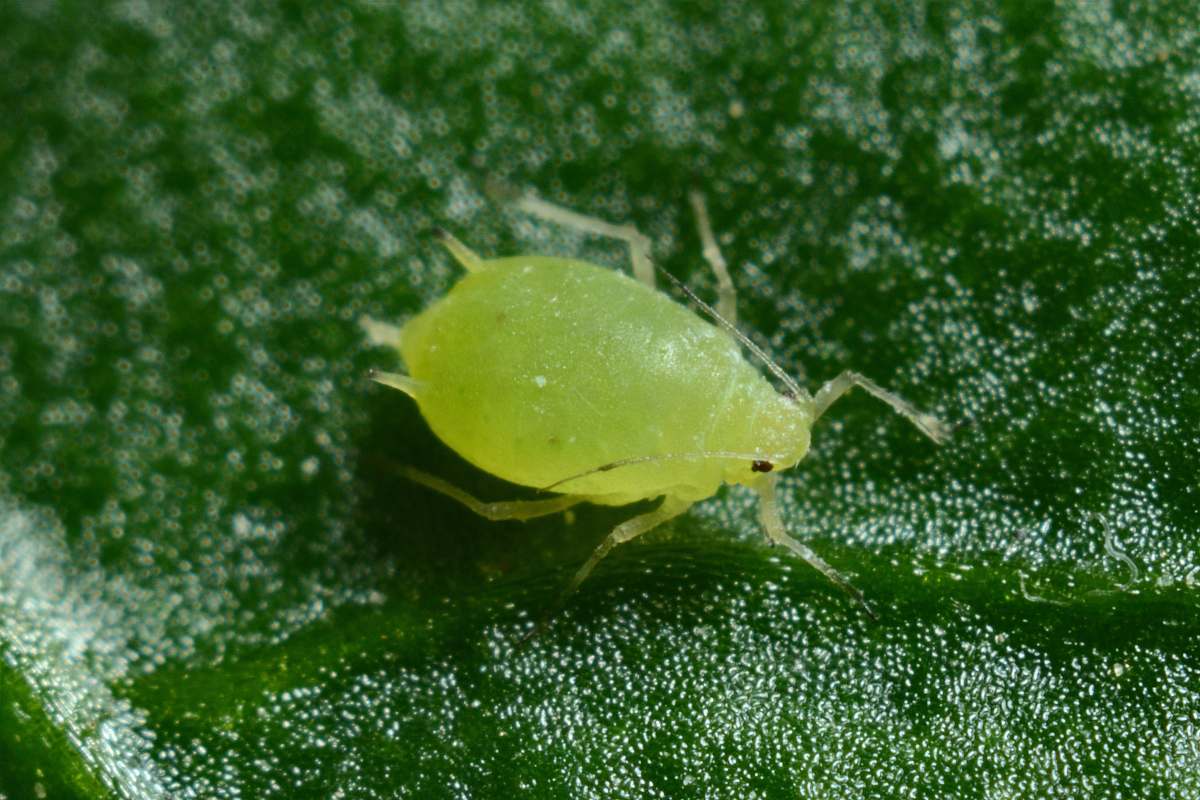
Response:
[564,494,693,598]
[400,465,585,521]
[755,474,877,619]
[510,192,655,287]
[688,189,738,324]
[813,370,952,444]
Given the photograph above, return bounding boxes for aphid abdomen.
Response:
[399,256,788,500]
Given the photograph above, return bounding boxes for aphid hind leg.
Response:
[755,474,877,619]
[400,466,584,521]
[511,192,655,287]
[813,370,952,444]
[359,316,405,350]
[688,189,737,324]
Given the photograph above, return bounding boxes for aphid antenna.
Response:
[653,264,810,403]
[540,449,792,492]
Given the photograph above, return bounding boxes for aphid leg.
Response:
[359,316,404,349]
[511,192,655,287]
[813,370,952,444]
[755,474,878,619]
[433,227,484,272]
[518,494,693,644]
[400,466,584,521]
[564,494,693,598]
[368,369,424,400]
[688,189,737,324]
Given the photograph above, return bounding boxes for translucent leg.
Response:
[511,192,655,287]
[755,474,877,619]
[400,465,583,521]
[521,494,692,643]
[433,227,483,271]
[813,370,951,444]
[688,189,737,324]
[359,316,405,350]
[564,494,693,597]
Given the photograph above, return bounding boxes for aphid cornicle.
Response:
[362,189,950,618]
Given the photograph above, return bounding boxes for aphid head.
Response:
[654,261,819,476]
[739,390,815,481]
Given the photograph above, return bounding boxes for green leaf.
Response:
[2,0,1197,797]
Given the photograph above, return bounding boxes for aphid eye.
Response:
[751,460,774,473]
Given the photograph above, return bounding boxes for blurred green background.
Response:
[2,0,1198,797]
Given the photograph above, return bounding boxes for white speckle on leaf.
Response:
[533,375,547,388]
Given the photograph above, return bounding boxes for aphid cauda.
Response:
[362,189,950,618]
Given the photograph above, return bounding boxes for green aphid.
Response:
[362,189,950,620]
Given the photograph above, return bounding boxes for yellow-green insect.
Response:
[362,189,949,617]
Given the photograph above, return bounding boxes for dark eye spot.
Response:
[751,460,773,473]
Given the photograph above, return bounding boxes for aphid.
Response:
[362,189,950,619]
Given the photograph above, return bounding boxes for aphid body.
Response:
[401,256,809,505]
[364,190,949,614]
